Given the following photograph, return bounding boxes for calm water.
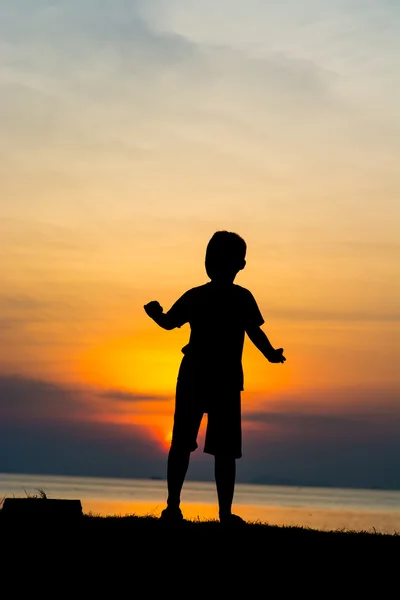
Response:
[1,472,400,534]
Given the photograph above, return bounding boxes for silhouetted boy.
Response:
[144,231,286,525]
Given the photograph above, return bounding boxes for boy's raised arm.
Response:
[246,325,286,364]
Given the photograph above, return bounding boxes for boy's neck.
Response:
[209,277,236,286]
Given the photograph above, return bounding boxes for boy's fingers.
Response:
[277,349,286,363]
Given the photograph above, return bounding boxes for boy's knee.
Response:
[214,454,236,465]
[170,438,197,455]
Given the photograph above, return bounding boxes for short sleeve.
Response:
[164,290,192,328]
[243,290,264,330]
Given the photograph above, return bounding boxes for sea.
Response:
[1,472,400,534]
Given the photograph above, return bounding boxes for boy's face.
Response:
[205,254,246,282]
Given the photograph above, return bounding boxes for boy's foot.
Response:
[160,506,184,523]
[219,513,247,527]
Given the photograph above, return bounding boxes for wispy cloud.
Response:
[0,374,167,477]
[0,375,91,421]
[0,419,165,479]
[98,389,170,402]
[243,406,400,441]
[0,375,172,426]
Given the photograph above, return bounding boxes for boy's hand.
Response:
[269,348,286,363]
[144,301,163,319]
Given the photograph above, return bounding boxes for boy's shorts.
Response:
[171,375,242,459]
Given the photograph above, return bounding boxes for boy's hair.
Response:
[205,231,247,280]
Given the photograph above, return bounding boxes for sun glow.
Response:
[77,329,187,395]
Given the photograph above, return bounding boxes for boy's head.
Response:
[205,231,247,283]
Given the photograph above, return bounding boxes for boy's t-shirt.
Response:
[166,281,264,391]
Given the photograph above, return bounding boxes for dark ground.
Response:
[2,510,399,544]
[1,511,399,585]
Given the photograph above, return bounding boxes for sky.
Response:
[1,0,399,489]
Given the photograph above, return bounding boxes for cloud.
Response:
[0,375,170,423]
[0,374,167,478]
[98,389,170,402]
[0,375,91,421]
[0,0,343,160]
[1,0,398,181]
[243,407,400,441]
[264,307,400,323]
[0,295,44,310]
[239,421,400,489]
[0,419,165,479]
[238,394,400,488]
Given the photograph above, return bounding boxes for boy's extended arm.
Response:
[246,326,286,363]
[143,301,177,330]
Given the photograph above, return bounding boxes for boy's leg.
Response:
[214,456,246,525]
[208,390,246,524]
[214,455,236,518]
[161,375,203,520]
[166,444,191,509]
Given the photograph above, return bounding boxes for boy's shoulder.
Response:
[232,283,253,295]
[183,282,254,298]
[180,283,209,297]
